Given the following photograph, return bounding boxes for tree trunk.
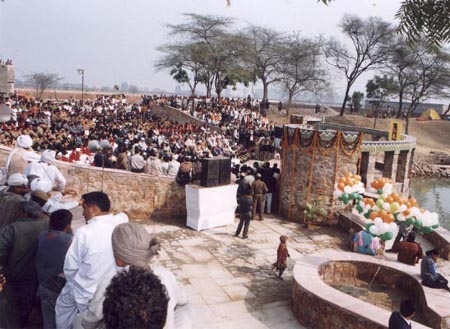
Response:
[206,87,212,98]
[405,112,410,134]
[396,91,404,118]
[287,91,293,110]
[262,78,268,102]
[340,84,351,116]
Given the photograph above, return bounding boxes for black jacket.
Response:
[389,312,412,329]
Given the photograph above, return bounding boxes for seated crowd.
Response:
[0,94,276,176]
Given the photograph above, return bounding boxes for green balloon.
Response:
[377,189,383,195]
[421,227,433,234]
[394,213,398,220]
[376,199,384,209]
[366,223,374,231]
[432,224,440,229]
[381,231,393,241]
[406,217,415,225]
[338,196,343,201]
[356,194,363,201]
[342,193,349,204]
[349,193,357,200]
[414,220,423,229]
[364,212,371,219]
[355,205,363,213]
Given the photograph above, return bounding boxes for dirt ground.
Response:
[269,108,450,155]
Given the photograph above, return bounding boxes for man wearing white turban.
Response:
[73,222,192,329]
[24,150,67,192]
[5,135,41,178]
[0,173,29,229]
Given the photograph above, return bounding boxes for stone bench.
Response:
[292,250,450,329]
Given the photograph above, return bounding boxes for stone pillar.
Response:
[365,151,377,184]
[383,151,395,179]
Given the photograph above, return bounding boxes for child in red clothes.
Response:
[272,235,290,279]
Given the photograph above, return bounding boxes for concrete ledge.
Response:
[293,250,450,329]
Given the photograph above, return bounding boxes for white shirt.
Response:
[167,160,180,177]
[76,265,191,329]
[64,213,129,306]
[24,161,67,191]
[42,194,79,214]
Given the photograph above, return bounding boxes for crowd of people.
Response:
[0,94,276,178]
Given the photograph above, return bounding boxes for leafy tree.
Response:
[319,0,450,47]
[349,91,364,113]
[161,13,254,98]
[26,72,63,100]
[324,15,395,116]
[278,33,328,109]
[366,75,398,127]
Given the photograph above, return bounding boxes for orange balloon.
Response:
[403,210,410,216]
[355,175,362,181]
[339,177,346,185]
[345,177,352,185]
[378,210,387,218]
[338,182,345,191]
[409,198,417,206]
[386,197,394,203]
[345,172,352,178]
[405,202,412,209]
[386,214,395,223]
[370,212,378,220]
[399,198,406,205]
[391,192,399,200]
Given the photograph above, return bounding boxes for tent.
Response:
[420,108,441,120]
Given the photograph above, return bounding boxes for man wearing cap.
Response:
[24,149,67,192]
[5,135,40,178]
[251,173,268,221]
[0,201,49,328]
[0,173,29,230]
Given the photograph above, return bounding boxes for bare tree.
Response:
[243,26,283,102]
[384,38,418,118]
[278,33,328,110]
[402,44,450,133]
[26,72,63,100]
[325,15,395,116]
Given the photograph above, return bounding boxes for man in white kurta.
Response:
[24,150,67,192]
[55,192,128,329]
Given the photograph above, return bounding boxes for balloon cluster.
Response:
[367,177,393,196]
[366,218,396,241]
[335,173,440,241]
[333,173,365,204]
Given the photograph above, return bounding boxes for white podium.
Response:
[186,184,238,231]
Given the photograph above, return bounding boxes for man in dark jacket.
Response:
[0,173,29,230]
[235,189,253,239]
[36,209,73,329]
[0,201,49,328]
[389,299,415,329]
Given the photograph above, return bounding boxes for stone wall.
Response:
[150,104,221,133]
[0,147,186,220]
[412,152,450,177]
[279,131,360,222]
[320,261,440,329]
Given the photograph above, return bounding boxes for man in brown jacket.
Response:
[252,173,268,221]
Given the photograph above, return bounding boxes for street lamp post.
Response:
[77,69,85,104]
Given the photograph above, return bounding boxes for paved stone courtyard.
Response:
[142,215,349,329]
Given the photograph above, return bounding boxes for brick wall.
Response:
[0,146,186,220]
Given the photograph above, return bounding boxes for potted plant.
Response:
[303,202,327,228]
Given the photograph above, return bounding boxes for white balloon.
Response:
[370,225,379,235]
[397,214,406,222]
[374,217,383,227]
[390,223,397,231]
[422,217,431,227]
[399,204,407,212]
[382,223,390,234]
[333,190,343,198]
[344,186,352,194]
[410,207,420,217]
[383,203,391,211]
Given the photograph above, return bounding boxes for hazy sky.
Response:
[0,0,402,98]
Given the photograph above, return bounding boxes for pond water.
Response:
[410,178,450,231]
